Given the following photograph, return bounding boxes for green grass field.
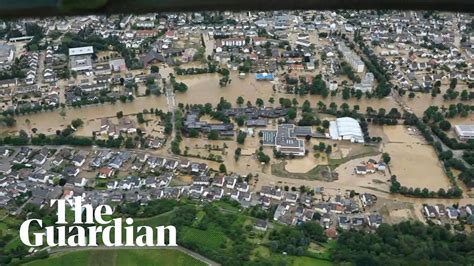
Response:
[23,249,205,266]
[134,210,175,227]
[291,256,333,266]
[181,226,227,250]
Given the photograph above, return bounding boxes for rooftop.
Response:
[69,46,94,56]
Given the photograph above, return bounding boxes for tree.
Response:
[136,113,145,124]
[125,137,135,149]
[439,150,453,160]
[219,163,227,173]
[236,96,244,106]
[439,120,451,131]
[322,120,330,129]
[292,98,298,106]
[382,152,391,164]
[449,78,457,89]
[256,98,264,107]
[302,100,311,113]
[257,151,270,164]
[71,119,83,129]
[116,111,123,119]
[188,129,199,138]
[342,87,351,100]
[208,131,219,140]
[150,65,159,73]
[325,145,332,154]
[408,92,415,98]
[237,131,246,144]
[234,147,241,160]
[287,108,297,120]
[235,115,246,127]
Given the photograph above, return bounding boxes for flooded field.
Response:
[404,93,468,116]
[180,133,264,175]
[284,155,328,173]
[334,154,390,192]
[3,95,168,136]
[175,73,275,105]
[382,125,451,191]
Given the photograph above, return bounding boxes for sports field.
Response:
[24,249,206,266]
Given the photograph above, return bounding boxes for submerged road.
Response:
[164,77,177,139]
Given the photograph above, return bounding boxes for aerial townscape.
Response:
[0,10,473,266]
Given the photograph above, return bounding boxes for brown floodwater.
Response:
[382,125,451,190]
[1,67,470,139]
[284,155,328,173]
[5,95,168,136]
[180,131,265,176]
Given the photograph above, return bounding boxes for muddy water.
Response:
[6,95,168,136]
[285,155,328,173]
[404,94,470,116]
[2,67,468,137]
[180,131,265,175]
[175,73,275,105]
[176,72,399,112]
[382,125,451,191]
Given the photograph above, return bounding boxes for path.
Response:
[164,77,176,139]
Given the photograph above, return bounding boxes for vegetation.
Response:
[269,223,327,255]
[60,0,108,11]
[219,163,227,173]
[237,131,247,145]
[257,150,270,164]
[23,249,205,266]
[333,221,474,265]
[170,76,188,93]
[390,175,462,198]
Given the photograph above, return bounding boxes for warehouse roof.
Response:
[455,125,474,138]
[69,46,94,56]
[329,117,364,143]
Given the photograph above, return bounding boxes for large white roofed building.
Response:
[69,46,94,56]
[454,125,474,141]
[329,117,364,143]
[69,46,94,71]
[261,124,306,156]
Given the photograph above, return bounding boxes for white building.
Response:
[354,72,375,93]
[69,46,94,71]
[454,125,474,141]
[219,38,245,47]
[329,117,364,143]
[0,44,15,70]
[337,42,365,73]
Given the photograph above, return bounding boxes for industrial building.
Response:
[329,117,364,143]
[261,124,307,156]
[454,125,474,141]
[69,46,94,71]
